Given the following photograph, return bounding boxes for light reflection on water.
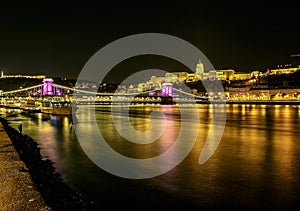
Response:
[1,104,300,209]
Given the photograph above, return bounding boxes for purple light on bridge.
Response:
[149,91,156,96]
[161,83,173,97]
[43,78,54,95]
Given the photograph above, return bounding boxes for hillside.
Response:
[0,77,76,92]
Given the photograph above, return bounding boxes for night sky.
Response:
[0,0,299,82]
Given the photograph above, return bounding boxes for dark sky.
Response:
[0,0,299,81]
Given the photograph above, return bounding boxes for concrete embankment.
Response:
[0,117,90,211]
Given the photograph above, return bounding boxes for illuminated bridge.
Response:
[0,78,212,105]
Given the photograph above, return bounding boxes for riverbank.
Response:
[225,100,300,105]
[0,117,90,211]
[0,121,50,210]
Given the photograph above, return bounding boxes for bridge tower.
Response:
[160,83,174,104]
[161,83,173,97]
[43,78,54,95]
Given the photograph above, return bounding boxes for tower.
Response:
[196,59,204,78]
[43,78,54,95]
[161,83,173,97]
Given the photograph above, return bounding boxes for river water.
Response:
[1,104,300,210]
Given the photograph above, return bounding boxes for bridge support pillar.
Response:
[161,96,174,105]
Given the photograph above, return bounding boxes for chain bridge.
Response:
[0,78,211,111]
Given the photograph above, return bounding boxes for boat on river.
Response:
[41,97,77,115]
[41,106,73,115]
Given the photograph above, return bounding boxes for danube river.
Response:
[1,104,300,210]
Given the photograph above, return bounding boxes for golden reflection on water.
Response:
[36,116,59,162]
[92,103,300,189]
[2,105,300,207]
[273,134,295,183]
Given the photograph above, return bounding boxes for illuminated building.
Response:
[196,59,204,78]
[137,81,159,92]
[215,69,235,80]
[230,72,252,80]
[0,73,46,79]
[208,71,217,80]
[165,72,188,82]
[268,66,299,75]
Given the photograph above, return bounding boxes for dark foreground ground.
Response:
[0,117,90,211]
